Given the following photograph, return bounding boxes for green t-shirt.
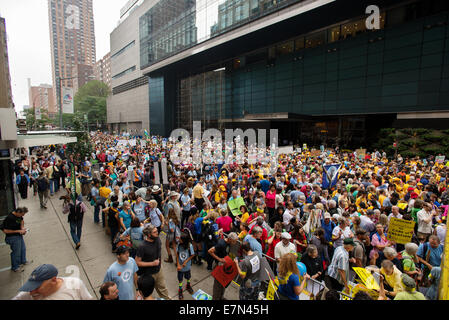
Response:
[401,252,416,272]
[394,290,426,300]
[410,208,420,224]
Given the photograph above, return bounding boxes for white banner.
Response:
[35,107,41,120]
[62,87,74,114]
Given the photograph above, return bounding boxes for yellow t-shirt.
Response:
[99,187,112,199]
[241,212,250,224]
[381,266,404,294]
[193,184,204,199]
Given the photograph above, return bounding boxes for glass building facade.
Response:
[142,0,449,147]
[139,0,308,69]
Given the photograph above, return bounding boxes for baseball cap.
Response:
[19,264,58,292]
[324,212,331,219]
[343,238,355,246]
[401,274,416,289]
[116,245,130,255]
[281,232,292,240]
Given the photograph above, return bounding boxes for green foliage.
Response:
[414,128,430,135]
[24,108,53,130]
[65,114,93,158]
[442,129,449,135]
[421,134,444,143]
[421,145,443,155]
[73,80,110,130]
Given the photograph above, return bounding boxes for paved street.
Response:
[0,188,239,300]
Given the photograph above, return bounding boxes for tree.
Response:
[65,113,93,158]
[24,108,53,131]
[73,80,110,131]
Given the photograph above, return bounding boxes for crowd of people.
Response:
[3,131,449,300]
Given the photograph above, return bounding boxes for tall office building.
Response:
[48,0,96,116]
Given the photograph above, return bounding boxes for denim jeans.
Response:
[94,204,106,226]
[69,220,83,245]
[5,235,26,271]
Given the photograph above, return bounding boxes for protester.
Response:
[99,282,119,300]
[276,253,310,300]
[12,264,93,300]
[135,225,171,300]
[103,246,139,300]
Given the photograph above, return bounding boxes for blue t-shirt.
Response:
[132,202,146,222]
[148,208,162,227]
[119,210,133,229]
[177,243,195,272]
[278,272,301,300]
[260,179,270,194]
[321,219,335,242]
[123,226,144,241]
[103,257,139,300]
[194,217,205,235]
[243,235,263,255]
[180,194,191,211]
[417,243,443,267]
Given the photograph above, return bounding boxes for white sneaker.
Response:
[12,266,25,272]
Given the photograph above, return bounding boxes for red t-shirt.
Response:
[216,216,233,233]
[267,237,281,258]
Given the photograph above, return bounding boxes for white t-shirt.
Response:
[12,277,93,300]
[417,209,432,234]
[332,225,353,248]
[274,241,296,261]
[435,224,446,244]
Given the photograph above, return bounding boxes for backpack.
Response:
[201,221,216,245]
[37,178,48,192]
[68,203,83,222]
[52,166,61,179]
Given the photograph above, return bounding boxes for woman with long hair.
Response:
[276,253,309,300]
[164,207,180,264]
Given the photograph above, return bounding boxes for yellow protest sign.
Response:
[439,217,449,300]
[351,283,379,300]
[387,217,415,244]
[266,278,279,300]
[353,267,380,291]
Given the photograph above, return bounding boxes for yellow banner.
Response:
[353,267,380,291]
[387,217,415,244]
[439,217,449,300]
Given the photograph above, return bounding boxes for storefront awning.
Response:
[15,135,77,148]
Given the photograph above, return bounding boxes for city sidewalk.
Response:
[0,188,239,300]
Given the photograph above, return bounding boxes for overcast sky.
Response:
[0,0,129,114]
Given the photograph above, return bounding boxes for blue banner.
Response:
[322,164,341,189]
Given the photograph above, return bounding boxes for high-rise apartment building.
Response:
[28,79,56,115]
[94,52,111,88]
[0,17,13,109]
[48,0,96,115]
[72,63,94,93]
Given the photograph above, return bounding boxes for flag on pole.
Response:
[144,129,150,138]
[322,164,341,189]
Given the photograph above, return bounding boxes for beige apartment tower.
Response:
[0,17,13,109]
[48,0,96,115]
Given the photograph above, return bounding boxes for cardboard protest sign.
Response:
[387,217,415,244]
[352,267,380,291]
[356,149,366,160]
[436,156,446,164]
[227,197,247,216]
[310,150,321,157]
[211,256,238,287]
